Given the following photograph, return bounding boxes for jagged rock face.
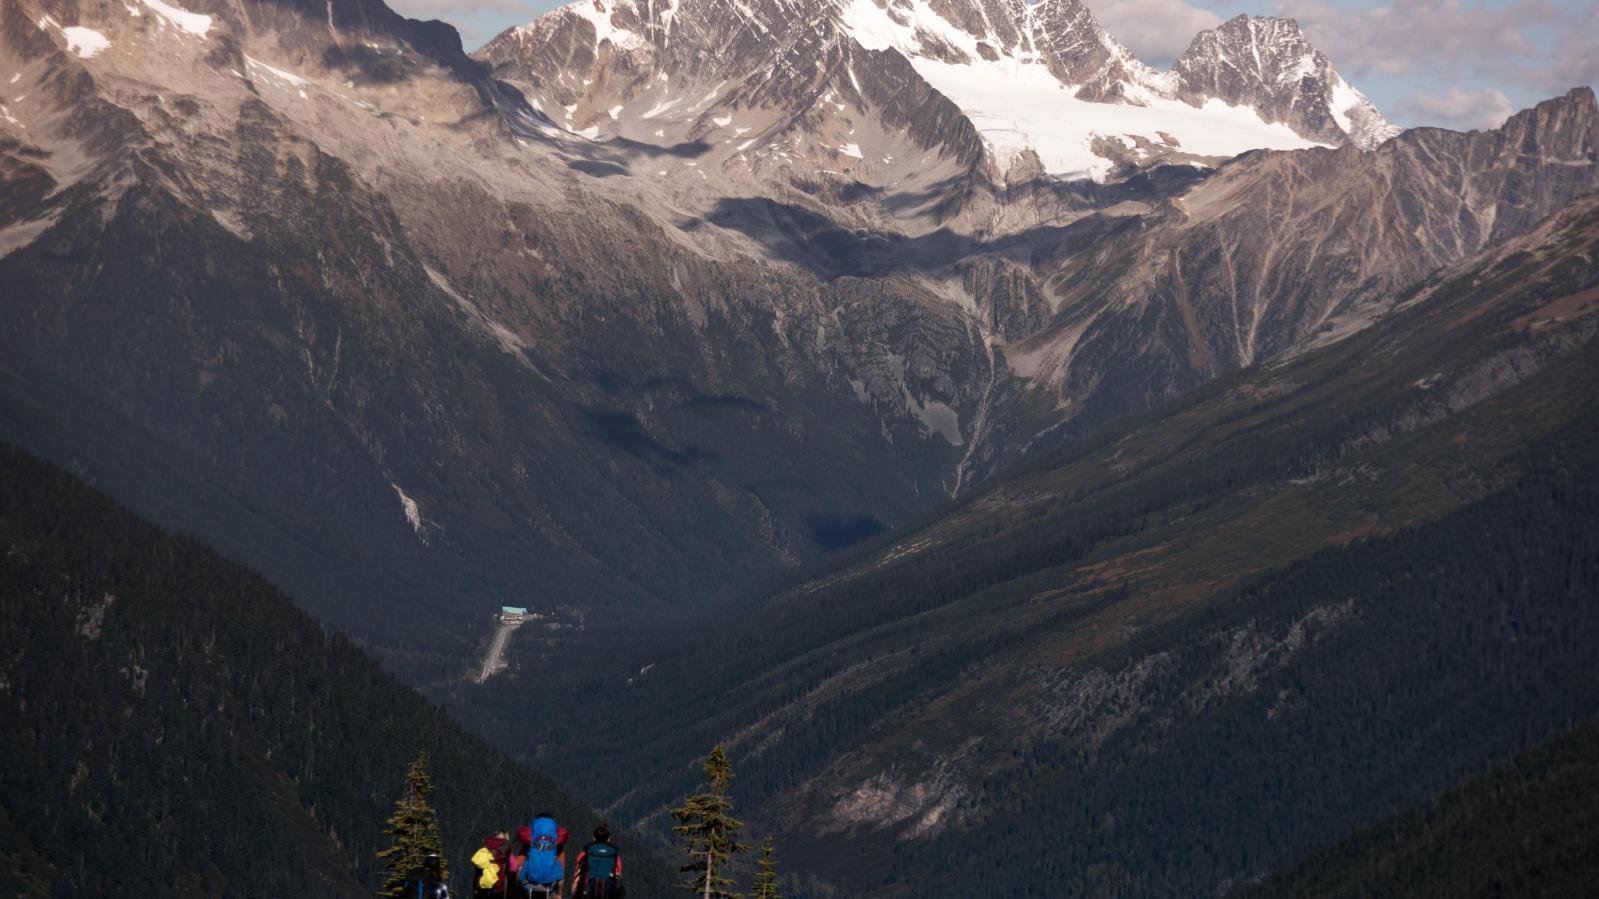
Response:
[477,0,991,188]
[925,0,1026,51]
[1007,88,1599,425]
[1024,0,1155,102]
[480,0,1397,184]
[1174,15,1400,149]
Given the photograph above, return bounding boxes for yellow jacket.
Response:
[471,847,502,889]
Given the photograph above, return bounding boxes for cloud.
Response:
[388,0,541,15]
[1270,0,1564,81]
[1398,86,1517,129]
[1084,0,1224,66]
[1547,1,1599,93]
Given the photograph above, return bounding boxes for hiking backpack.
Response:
[585,843,618,882]
[520,816,564,887]
[580,842,621,899]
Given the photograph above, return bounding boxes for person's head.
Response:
[495,829,509,840]
[423,853,442,874]
[594,823,611,843]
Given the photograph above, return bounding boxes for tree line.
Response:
[380,745,787,898]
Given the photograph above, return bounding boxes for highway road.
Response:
[477,619,522,683]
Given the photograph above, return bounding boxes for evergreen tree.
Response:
[378,753,447,897]
[752,835,781,899]
[672,745,748,898]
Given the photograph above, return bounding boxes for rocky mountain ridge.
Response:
[1,0,1594,669]
[1173,14,1399,149]
[480,0,1399,183]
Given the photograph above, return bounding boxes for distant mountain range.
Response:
[3,0,1591,668]
[481,0,1399,183]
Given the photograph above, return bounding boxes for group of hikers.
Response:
[406,813,624,899]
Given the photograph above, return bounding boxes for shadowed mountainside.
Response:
[0,442,673,896]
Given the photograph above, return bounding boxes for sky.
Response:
[388,0,1599,130]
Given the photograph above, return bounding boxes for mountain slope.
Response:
[1006,87,1599,424]
[448,188,1599,895]
[1,0,1593,691]
[0,0,1014,671]
[0,442,673,896]
[1236,718,1599,898]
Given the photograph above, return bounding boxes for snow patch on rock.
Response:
[245,56,309,86]
[140,0,211,37]
[838,0,1328,180]
[391,483,423,535]
[566,0,646,51]
[62,27,109,58]
[914,55,1325,180]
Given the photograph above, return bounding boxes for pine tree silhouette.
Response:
[378,752,447,897]
[672,745,748,898]
[752,835,781,899]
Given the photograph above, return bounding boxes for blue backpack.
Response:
[520,816,564,886]
[586,842,618,880]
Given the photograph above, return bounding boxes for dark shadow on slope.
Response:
[542,135,715,178]
[685,163,1209,280]
[693,195,1148,280]
[609,137,714,159]
[583,407,716,467]
[685,394,769,413]
[806,511,889,551]
[569,159,630,178]
[877,165,1208,217]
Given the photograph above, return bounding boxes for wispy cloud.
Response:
[388,0,542,15]
[1545,1,1599,93]
[1261,0,1596,127]
[1084,0,1224,67]
[1271,0,1565,82]
[1398,86,1517,129]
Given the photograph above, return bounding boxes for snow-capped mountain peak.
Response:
[1173,15,1401,149]
[478,0,1400,183]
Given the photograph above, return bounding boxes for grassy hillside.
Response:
[1236,718,1599,898]
[0,443,671,896]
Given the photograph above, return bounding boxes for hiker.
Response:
[572,824,623,899]
[505,824,532,889]
[404,853,451,899]
[518,812,565,898]
[471,830,513,898]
